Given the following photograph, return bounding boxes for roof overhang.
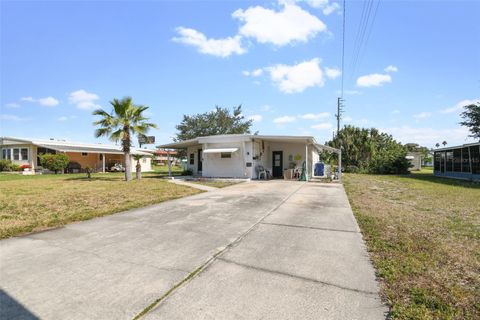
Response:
[203,148,239,154]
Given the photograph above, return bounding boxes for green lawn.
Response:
[0,170,201,239]
[344,171,479,320]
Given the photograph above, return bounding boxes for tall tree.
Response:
[93,97,157,181]
[175,105,253,141]
[460,103,480,140]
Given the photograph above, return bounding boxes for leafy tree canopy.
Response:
[460,102,480,140]
[174,105,253,141]
[326,125,411,174]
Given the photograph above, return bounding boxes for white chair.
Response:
[256,165,268,180]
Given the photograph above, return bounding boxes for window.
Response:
[81,152,88,156]
[189,153,194,165]
[470,146,479,174]
[21,148,28,161]
[453,148,461,172]
[462,147,470,173]
[221,152,231,158]
[13,148,20,160]
[1,149,9,160]
[434,152,441,171]
[446,151,453,172]
[99,154,103,161]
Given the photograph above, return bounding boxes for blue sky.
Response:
[1,0,479,148]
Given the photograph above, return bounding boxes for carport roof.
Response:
[157,134,340,154]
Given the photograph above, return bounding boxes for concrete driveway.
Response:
[0,181,387,319]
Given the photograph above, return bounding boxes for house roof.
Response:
[157,134,340,153]
[434,142,480,152]
[0,136,152,156]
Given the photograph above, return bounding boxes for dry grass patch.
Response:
[344,171,480,319]
[0,173,201,239]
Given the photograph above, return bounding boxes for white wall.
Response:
[202,141,247,178]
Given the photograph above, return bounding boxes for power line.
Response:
[351,0,375,78]
[355,0,380,76]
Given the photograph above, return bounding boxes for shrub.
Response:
[0,160,13,171]
[38,153,70,174]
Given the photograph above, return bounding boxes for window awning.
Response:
[203,148,239,154]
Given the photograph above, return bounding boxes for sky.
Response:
[1,0,479,148]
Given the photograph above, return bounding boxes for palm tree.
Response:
[93,97,157,181]
[435,143,440,148]
[442,140,447,147]
[132,154,143,180]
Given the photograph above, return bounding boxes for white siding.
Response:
[202,141,247,178]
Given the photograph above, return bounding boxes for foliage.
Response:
[133,154,143,180]
[174,105,253,142]
[460,102,480,140]
[404,143,430,159]
[0,160,14,171]
[38,153,70,174]
[92,96,157,181]
[327,125,411,174]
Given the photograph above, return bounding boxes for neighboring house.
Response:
[152,149,179,166]
[157,134,340,180]
[0,137,152,173]
[433,142,480,181]
[406,152,422,171]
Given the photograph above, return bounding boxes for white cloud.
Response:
[37,96,59,107]
[57,116,68,121]
[440,98,479,114]
[68,89,100,110]
[173,27,245,58]
[233,2,327,46]
[242,68,264,77]
[248,114,263,122]
[356,73,392,87]
[0,114,27,121]
[261,105,272,112]
[20,96,59,106]
[413,112,432,120]
[302,0,341,15]
[299,112,330,120]
[273,115,296,124]
[311,122,333,130]
[325,67,341,79]
[384,65,398,73]
[392,109,400,114]
[380,126,473,146]
[5,103,20,108]
[266,58,325,93]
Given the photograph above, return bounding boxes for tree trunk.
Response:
[136,161,141,180]
[124,152,132,181]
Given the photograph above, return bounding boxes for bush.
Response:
[38,153,70,174]
[0,160,12,171]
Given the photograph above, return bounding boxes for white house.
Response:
[158,134,341,180]
[0,137,153,173]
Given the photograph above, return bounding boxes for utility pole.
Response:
[335,97,344,136]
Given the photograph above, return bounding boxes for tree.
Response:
[460,103,480,140]
[133,154,143,180]
[435,143,440,148]
[442,141,447,146]
[175,105,253,142]
[327,125,411,174]
[39,153,70,174]
[93,97,157,181]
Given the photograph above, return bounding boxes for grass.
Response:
[187,180,244,188]
[343,170,480,320]
[0,170,201,239]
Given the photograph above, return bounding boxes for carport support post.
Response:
[102,153,105,173]
[305,144,309,181]
[167,151,172,177]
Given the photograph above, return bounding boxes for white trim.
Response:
[203,148,239,154]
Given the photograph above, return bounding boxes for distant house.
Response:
[433,142,480,181]
[152,149,179,166]
[158,134,341,180]
[0,137,152,174]
[406,152,422,171]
